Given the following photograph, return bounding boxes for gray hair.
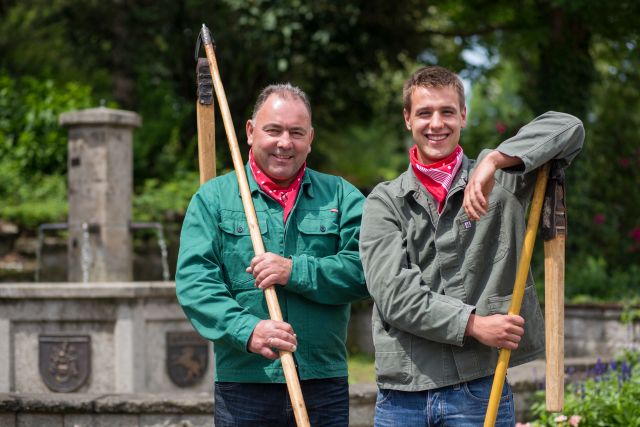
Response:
[251,83,312,122]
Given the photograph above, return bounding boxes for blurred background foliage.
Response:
[0,0,638,300]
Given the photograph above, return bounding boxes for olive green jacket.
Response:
[360,111,585,391]
[176,164,368,382]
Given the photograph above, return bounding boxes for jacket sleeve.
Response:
[285,184,369,305]
[359,190,474,346]
[486,111,585,198]
[175,185,260,353]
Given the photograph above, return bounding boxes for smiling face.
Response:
[403,85,467,164]
[246,93,314,187]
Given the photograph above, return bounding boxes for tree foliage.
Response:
[0,0,638,295]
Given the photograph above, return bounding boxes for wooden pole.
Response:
[542,163,566,412]
[198,24,310,427]
[196,58,216,184]
[484,164,550,427]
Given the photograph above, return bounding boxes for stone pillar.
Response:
[59,107,142,282]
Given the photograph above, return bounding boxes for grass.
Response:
[348,352,376,384]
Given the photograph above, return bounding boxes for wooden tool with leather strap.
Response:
[484,160,567,425]
[195,57,216,184]
[196,24,310,427]
[484,164,550,427]
[542,161,566,412]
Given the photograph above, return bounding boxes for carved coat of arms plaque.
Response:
[166,331,208,387]
[39,334,91,392]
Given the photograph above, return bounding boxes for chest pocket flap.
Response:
[297,217,339,236]
[296,216,340,256]
[219,216,268,236]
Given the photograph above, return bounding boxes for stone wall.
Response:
[0,282,213,394]
[349,301,640,359]
[0,386,377,427]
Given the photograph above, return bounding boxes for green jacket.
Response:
[176,164,368,382]
[360,112,584,391]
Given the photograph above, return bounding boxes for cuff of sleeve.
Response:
[228,313,262,353]
[457,304,476,347]
[286,254,309,293]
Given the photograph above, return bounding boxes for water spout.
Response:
[130,222,171,281]
[80,222,92,283]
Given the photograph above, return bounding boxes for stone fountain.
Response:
[0,108,216,427]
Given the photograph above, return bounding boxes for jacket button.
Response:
[320,225,326,232]
[237,226,244,233]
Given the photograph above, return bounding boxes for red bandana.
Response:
[409,144,463,213]
[249,149,305,223]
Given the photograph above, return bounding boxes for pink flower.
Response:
[593,213,605,225]
[569,415,582,426]
[618,157,631,167]
[629,227,640,242]
[495,121,507,134]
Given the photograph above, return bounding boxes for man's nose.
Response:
[430,112,444,128]
[277,132,293,148]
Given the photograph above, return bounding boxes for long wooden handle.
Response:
[484,164,550,427]
[544,236,565,411]
[542,162,567,413]
[200,26,310,427]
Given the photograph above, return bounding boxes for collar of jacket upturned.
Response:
[395,155,471,200]
[246,162,315,199]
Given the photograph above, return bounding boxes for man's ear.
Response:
[307,127,315,153]
[461,106,467,129]
[246,119,254,146]
[403,108,411,130]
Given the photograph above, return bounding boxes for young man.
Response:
[176,84,368,426]
[359,66,584,426]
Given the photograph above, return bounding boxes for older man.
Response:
[176,83,368,426]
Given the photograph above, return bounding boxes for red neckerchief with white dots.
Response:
[249,149,306,223]
[409,144,463,213]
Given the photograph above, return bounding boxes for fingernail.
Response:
[291,346,297,352]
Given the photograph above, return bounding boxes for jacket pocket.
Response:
[487,285,545,355]
[457,201,508,272]
[219,214,268,290]
[375,351,411,385]
[296,216,339,256]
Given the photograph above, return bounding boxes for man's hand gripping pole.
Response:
[196,24,310,427]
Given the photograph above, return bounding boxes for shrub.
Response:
[527,353,640,426]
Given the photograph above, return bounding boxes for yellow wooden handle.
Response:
[484,164,550,427]
[200,28,310,427]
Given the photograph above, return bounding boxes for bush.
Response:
[0,72,94,228]
[527,353,640,426]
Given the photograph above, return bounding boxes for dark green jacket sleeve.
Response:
[175,185,260,353]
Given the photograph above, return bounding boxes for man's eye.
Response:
[266,129,281,135]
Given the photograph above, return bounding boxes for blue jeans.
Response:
[374,375,515,427]
[214,377,349,427]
